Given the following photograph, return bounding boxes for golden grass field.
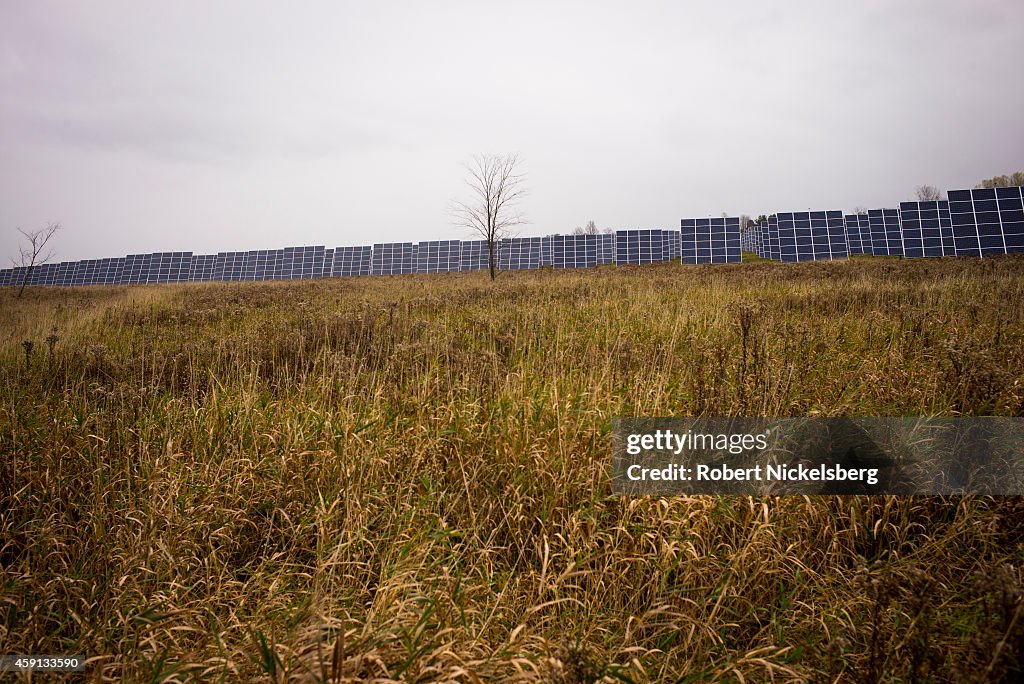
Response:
[2,256,1024,682]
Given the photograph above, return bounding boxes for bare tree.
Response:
[572,220,598,235]
[915,185,942,201]
[12,221,61,298]
[451,154,527,281]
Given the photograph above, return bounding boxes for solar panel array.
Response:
[416,240,461,273]
[552,234,599,269]
[899,201,955,258]
[596,233,615,265]
[372,242,416,275]
[948,187,1024,257]
[460,240,489,272]
[844,214,871,255]
[740,224,762,254]
[775,211,848,262]
[867,209,904,257]
[615,230,666,265]
[6,189,1024,289]
[681,217,742,264]
[500,237,543,270]
[333,246,372,277]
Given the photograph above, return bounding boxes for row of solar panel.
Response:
[743,187,1024,262]
[0,229,721,287]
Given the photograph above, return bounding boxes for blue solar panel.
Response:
[10,267,28,288]
[740,225,759,253]
[0,268,11,287]
[899,201,955,258]
[416,240,461,273]
[32,263,56,286]
[680,218,741,264]
[948,187,1024,257]
[120,254,145,284]
[59,262,77,286]
[756,220,769,258]
[459,240,489,272]
[372,242,416,275]
[766,216,781,260]
[499,237,542,270]
[189,254,217,281]
[775,211,848,262]
[218,252,246,281]
[844,214,871,255]
[77,260,93,285]
[662,230,681,261]
[552,234,598,269]
[332,246,372,277]
[95,257,124,284]
[867,209,903,256]
[146,253,166,283]
[540,236,554,267]
[277,246,325,279]
[322,249,334,278]
[615,230,665,265]
[596,233,615,264]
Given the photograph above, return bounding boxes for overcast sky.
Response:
[2,0,1022,263]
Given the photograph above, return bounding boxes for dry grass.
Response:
[2,257,1024,682]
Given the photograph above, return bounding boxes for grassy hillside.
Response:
[2,257,1024,682]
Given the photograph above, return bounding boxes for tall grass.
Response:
[2,257,1024,682]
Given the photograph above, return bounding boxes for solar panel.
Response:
[189,254,217,281]
[948,187,1024,257]
[145,253,165,283]
[844,214,871,255]
[32,263,57,286]
[596,233,615,264]
[371,242,416,275]
[899,201,955,258]
[59,262,77,286]
[216,251,244,281]
[0,268,11,287]
[615,229,665,265]
[120,254,145,284]
[332,246,372,276]
[499,237,542,270]
[775,211,848,262]
[91,259,107,285]
[552,234,598,269]
[416,240,461,273]
[756,221,769,258]
[167,252,192,282]
[539,236,554,267]
[278,246,325,279]
[10,266,28,288]
[740,225,758,253]
[459,240,489,272]
[680,218,741,264]
[867,209,903,256]
[236,251,255,281]
[765,215,781,260]
[321,248,333,278]
[309,246,327,278]
[997,186,1024,254]
[662,229,681,261]
[75,259,98,285]
[95,257,125,284]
